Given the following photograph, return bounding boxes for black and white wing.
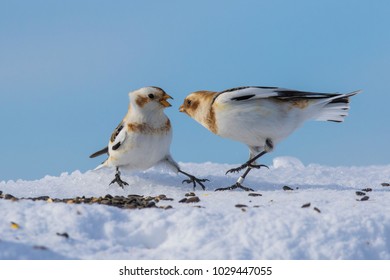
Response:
[214,86,281,104]
[214,86,360,104]
[109,121,127,151]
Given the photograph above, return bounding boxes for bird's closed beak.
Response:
[179,105,185,112]
[159,93,173,107]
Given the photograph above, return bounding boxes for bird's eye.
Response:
[148,93,155,99]
[186,99,192,106]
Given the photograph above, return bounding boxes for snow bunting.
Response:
[180,86,360,191]
[90,86,208,190]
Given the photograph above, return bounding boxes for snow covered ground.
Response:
[1,157,390,260]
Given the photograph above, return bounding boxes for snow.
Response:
[1,157,390,260]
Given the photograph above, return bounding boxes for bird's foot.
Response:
[179,169,209,190]
[182,176,209,191]
[109,172,129,188]
[225,163,269,174]
[248,163,269,170]
[215,182,254,192]
[225,163,248,174]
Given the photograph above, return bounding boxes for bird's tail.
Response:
[89,147,109,158]
[314,90,361,123]
[89,146,109,170]
[94,160,108,171]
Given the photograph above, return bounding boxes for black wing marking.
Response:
[89,147,109,158]
[275,89,357,105]
[275,89,340,99]
[230,94,256,101]
[112,142,121,150]
[212,86,279,105]
[109,121,127,151]
[110,122,124,143]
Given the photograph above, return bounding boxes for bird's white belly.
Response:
[215,100,303,147]
[110,131,172,170]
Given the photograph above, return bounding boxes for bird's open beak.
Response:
[159,94,173,107]
[179,105,185,112]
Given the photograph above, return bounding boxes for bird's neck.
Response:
[124,106,167,127]
[192,102,218,134]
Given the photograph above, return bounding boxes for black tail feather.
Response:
[89,147,109,158]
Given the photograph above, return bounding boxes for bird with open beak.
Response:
[90,86,209,189]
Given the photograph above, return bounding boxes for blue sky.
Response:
[1,0,389,181]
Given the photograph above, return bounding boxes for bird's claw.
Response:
[109,173,129,188]
[215,182,254,192]
[225,164,248,174]
[248,163,269,170]
[226,163,269,174]
[182,176,209,190]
